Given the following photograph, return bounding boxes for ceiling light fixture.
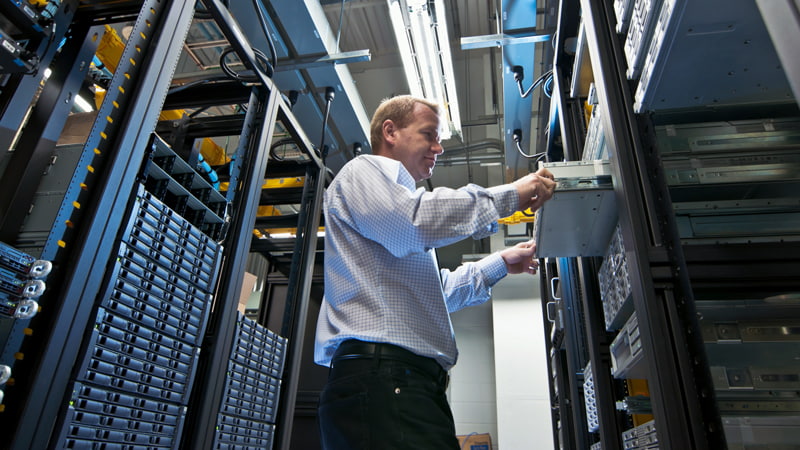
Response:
[387,0,461,140]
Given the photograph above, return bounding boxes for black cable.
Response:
[250,0,277,76]
[512,128,547,160]
[219,47,271,82]
[213,1,277,81]
[25,20,58,76]
[270,138,298,161]
[167,75,230,95]
[188,106,210,118]
[515,68,553,99]
[514,126,548,219]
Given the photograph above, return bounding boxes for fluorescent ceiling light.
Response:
[387,0,461,140]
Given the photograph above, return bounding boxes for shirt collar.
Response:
[363,154,417,191]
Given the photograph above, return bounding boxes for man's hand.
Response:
[512,167,556,212]
[500,239,539,275]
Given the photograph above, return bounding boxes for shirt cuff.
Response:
[487,184,519,218]
[476,252,508,287]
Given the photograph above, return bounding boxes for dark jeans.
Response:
[318,344,459,450]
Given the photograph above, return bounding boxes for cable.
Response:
[196,153,220,190]
[543,72,554,98]
[219,46,271,82]
[214,1,277,81]
[168,75,230,95]
[513,66,553,99]
[512,128,548,161]
[249,0,277,76]
[269,138,298,161]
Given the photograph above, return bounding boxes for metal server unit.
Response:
[0,242,51,404]
[144,135,228,241]
[632,0,794,113]
[698,299,800,449]
[55,179,222,448]
[657,117,800,244]
[214,313,288,449]
[622,419,658,450]
[613,0,634,34]
[0,0,51,75]
[597,224,633,331]
[0,241,50,319]
[622,0,663,80]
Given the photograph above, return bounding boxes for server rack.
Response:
[0,1,327,448]
[539,0,800,449]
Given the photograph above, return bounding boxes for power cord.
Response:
[513,66,553,99]
[512,128,547,162]
[219,47,271,82]
[250,0,277,76]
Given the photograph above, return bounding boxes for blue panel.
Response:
[228,1,289,59]
[268,0,328,55]
[502,0,539,32]
[271,70,307,92]
[290,93,327,150]
[502,40,538,179]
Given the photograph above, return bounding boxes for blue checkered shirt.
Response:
[314,155,519,370]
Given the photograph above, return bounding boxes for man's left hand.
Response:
[500,239,539,275]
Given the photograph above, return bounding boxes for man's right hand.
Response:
[512,168,556,212]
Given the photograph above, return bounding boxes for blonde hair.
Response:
[369,95,441,153]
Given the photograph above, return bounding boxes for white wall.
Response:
[450,301,499,445]
[491,273,555,450]
[448,235,554,449]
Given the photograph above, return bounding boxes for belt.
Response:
[332,340,447,383]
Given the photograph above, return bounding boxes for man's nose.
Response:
[432,141,444,155]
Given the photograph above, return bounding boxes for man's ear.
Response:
[382,119,396,145]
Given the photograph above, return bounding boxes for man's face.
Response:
[385,103,444,181]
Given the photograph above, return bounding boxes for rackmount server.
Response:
[631,0,793,113]
[597,224,632,331]
[622,419,657,450]
[609,313,645,380]
[214,313,288,449]
[144,136,228,241]
[0,1,327,448]
[655,118,800,244]
[0,241,51,405]
[622,0,662,80]
[536,0,799,448]
[55,184,221,449]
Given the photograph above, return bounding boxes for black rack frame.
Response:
[0,1,328,448]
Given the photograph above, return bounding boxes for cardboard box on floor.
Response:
[457,433,492,450]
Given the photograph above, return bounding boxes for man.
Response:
[315,95,556,449]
